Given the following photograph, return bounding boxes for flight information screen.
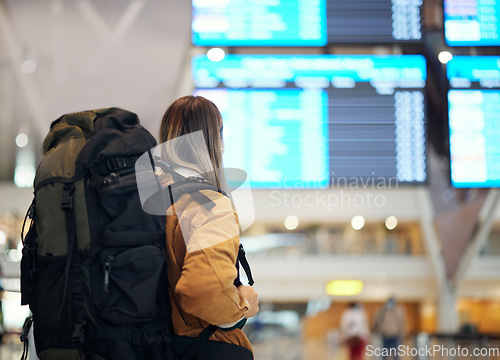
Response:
[192,0,327,46]
[327,0,423,43]
[191,0,422,46]
[444,0,500,46]
[447,56,500,188]
[193,55,427,188]
[195,89,329,188]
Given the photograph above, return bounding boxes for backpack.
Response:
[20,108,172,360]
[19,108,254,360]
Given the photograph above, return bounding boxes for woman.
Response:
[158,95,259,357]
[340,302,370,360]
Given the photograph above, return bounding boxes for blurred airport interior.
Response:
[0,0,500,359]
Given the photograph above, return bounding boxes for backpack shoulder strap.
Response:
[153,158,225,211]
[179,325,218,360]
[236,244,254,286]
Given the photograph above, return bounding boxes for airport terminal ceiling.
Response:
[0,0,460,163]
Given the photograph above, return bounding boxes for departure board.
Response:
[447,56,500,188]
[192,0,327,46]
[195,89,329,188]
[192,55,427,188]
[327,0,423,43]
[191,0,422,46]
[444,0,500,46]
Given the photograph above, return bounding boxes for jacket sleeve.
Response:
[173,193,250,326]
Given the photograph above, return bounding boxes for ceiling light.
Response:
[15,133,29,148]
[207,48,225,62]
[284,215,299,230]
[385,216,398,230]
[438,51,453,64]
[21,59,37,74]
[351,215,365,230]
[326,280,364,296]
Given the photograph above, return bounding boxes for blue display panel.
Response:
[192,0,327,46]
[444,0,500,46]
[193,55,427,188]
[195,89,329,189]
[191,0,422,46]
[327,0,423,43]
[447,56,500,188]
[192,55,427,87]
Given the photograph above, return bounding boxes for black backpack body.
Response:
[20,108,173,360]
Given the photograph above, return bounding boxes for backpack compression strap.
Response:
[60,183,87,349]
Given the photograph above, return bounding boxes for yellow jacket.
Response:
[165,187,252,351]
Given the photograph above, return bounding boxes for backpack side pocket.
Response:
[20,221,37,306]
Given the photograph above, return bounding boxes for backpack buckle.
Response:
[28,200,36,219]
[20,316,34,343]
[61,184,75,211]
[107,157,127,172]
[71,320,86,345]
[22,242,37,254]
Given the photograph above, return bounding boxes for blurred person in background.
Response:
[373,297,407,360]
[340,302,370,360]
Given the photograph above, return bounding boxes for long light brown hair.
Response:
[159,95,225,190]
